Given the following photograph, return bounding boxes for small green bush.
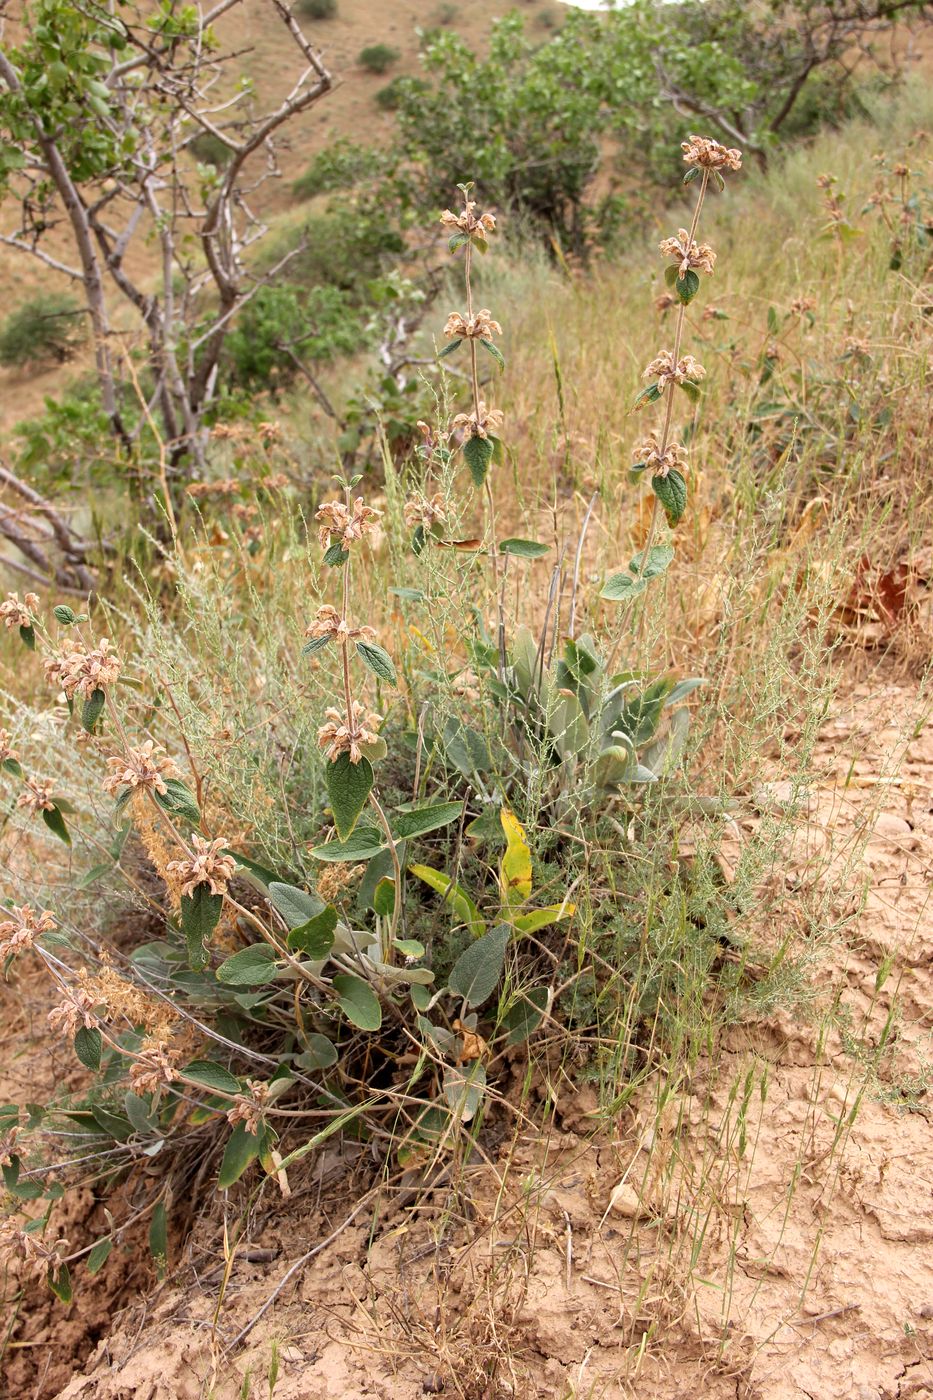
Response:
[189,131,233,169]
[358,43,399,75]
[375,75,426,111]
[0,293,87,368]
[223,283,368,392]
[298,0,336,18]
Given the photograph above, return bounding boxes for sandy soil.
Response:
[2,655,931,1400]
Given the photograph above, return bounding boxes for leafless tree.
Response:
[0,0,332,480]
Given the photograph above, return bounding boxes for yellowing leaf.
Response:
[499,810,532,908]
[512,903,575,935]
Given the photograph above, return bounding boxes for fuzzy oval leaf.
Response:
[42,804,71,846]
[310,828,386,863]
[217,1122,260,1188]
[268,881,325,927]
[501,987,549,1045]
[295,1034,339,1070]
[215,944,280,986]
[154,778,201,827]
[675,269,700,304]
[651,469,687,527]
[479,338,505,371]
[600,572,646,603]
[391,802,463,841]
[183,1059,240,1096]
[499,538,550,559]
[356,640,396,685]
[332,974,382,1031]
[631,544,675,580]
[463,433,494,488]
[373,877,395,918]
[321,542,349,567]
[448,923,510,1008]
[326,753,374,841]
[286,905,337,959]
[74,1025,102,1072]
[48,1263,72,1303]
[149,1201,168,1278]
[86,1238,112,1275]
[81,688,106,733]
[180,885,222,970]
[443,1063,487,1122]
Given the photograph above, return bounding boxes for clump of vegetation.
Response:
[299,0,336,17]
[358,43,399,75]
[0,135,748,1301]
[0,293,86,368]
[188,130,233,169]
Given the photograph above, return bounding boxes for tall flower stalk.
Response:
[440,184,508,677]
[601,133,742,611]
[309,483,402,959]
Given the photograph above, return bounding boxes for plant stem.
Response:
[637,170,710,642]
[463,188,506,683]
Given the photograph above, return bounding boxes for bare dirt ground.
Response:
[2,653,932,1400]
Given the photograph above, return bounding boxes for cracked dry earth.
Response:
[4,659,933,1400]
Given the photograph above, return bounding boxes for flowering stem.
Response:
[463,194,507,683]
[335,484,401,960]
[368,792,402,958]
[637,169,710,633]
[636,170,708,574]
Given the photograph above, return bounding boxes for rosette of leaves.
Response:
[480,625,702,803]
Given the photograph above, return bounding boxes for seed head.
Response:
[440,202,497,240]
[450,400,504,440]
[129,1041,181,1097]
[304,605,375,646]
[681,134,742,172]
[0,593,38,630]
[44,637,121,701]
[0,729,19,766]
[48,982,99,1038]
[315,498,381,552]
[634,433,689,479]
[403,493,448,531]
[643,350,706,393]
[102,741,182,798]
[166,834,238,900]
[443,309,502,342]
[0,905,56,959]
[317,701,382,766]
[16,776,56,815]
[226,1079,270,1136]
[315,862,364,903]
[659,228,716,276]
[0,1219,69,1281]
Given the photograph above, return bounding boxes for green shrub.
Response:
[375,76,425,111]
[298,0,336,18]
[292,139,387,201]
[222,283,368,392]
[0,293,87,368]
[188,130,233,168]
[358,43,399,75]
